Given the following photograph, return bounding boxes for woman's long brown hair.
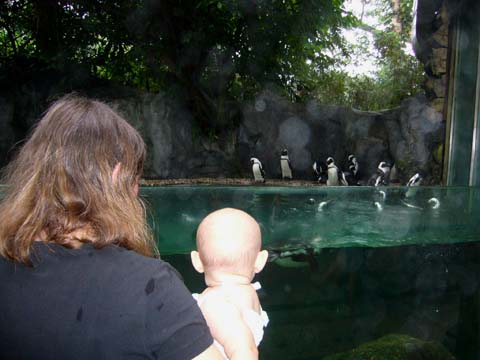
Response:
[0,94,158,264]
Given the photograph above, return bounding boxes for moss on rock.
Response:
[321,334,455,360]
[433,143,444,164]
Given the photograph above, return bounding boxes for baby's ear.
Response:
[254,250,269,273]
[190,251,204,273]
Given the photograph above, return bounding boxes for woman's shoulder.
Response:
[31,242,180,284]
[91,244,181,281]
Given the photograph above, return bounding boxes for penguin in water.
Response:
[312,160,327,184]
[401,173,440,210]
[317,199,333,211]
[368,161,391,186]
[372,189,387,211]
[402,172,423,199]
[406,172,423,187]
[326,157,348,186]
[280,149,293,180]
[268,243,319,270]
[250,157,265,183]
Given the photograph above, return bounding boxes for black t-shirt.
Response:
[0,242,213,360]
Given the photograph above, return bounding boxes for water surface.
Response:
[142,185,480,254]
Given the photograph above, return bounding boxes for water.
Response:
[142,185,480,360]
[142,186,480,254]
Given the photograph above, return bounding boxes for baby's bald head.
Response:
[196,208,262,275]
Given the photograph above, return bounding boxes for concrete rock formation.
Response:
[0,87,444,184]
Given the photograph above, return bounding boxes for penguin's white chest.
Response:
[280,157,292,179]
[327,166,338,186]
[252,164,264,181]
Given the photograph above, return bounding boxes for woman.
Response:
[0,95,253,359]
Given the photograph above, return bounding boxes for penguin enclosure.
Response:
[144,185,480,360]
[1,0,480,359]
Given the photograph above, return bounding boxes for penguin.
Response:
[374,201,384,211]
[312,160,327,183]
[280,149,293,180]
[406,172,423,187]
[404,173,423,198]
[326,157,348,186]
[343,163,360,185]
[401,196,440,210]
[347,154,359,177]
[250,157,265,182]
[317,200,333,211]
[368,161,391,186]
[268,244,319,270]
[401,173,440,210]
[371,188,387,210]
[428,197,440,209]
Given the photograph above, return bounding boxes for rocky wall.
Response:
[413,0,460,114]
[0,84,444,184]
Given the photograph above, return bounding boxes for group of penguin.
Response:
[250,149,423,188]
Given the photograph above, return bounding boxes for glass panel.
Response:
[139,185,480,360]
[471,49,480,185]
[447,0,480,185]
[140,185,480,255]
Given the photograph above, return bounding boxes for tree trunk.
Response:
[31,0,61,58]
[391,0,403,34]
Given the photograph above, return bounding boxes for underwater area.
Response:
[143,185,480,360]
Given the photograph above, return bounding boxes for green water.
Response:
[141,186,480,255]
[143,185,480,359]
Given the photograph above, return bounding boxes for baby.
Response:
[191,208,269,360]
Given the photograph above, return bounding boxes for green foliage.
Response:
[313,0,424,110]
[1,0,355,91]
[0,0,424,120]
[374,0,415,41]
[314,50,423,111]
[1,0,359,129]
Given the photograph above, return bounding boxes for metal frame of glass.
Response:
[444,0,480,186]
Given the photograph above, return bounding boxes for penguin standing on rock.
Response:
[347,154,359,177]
[368,161,391,186]
[250,157,265,183]
[326,157,348,186]
[313,160,327,183]
[343,164,360,185]
[280,149,293,180]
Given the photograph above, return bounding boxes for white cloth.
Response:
[192,282,269,359]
